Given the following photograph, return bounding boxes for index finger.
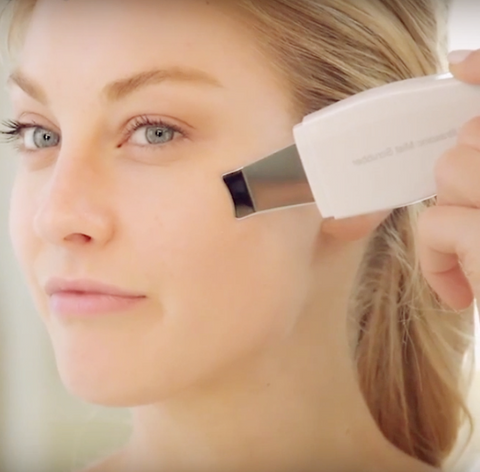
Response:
[448,49,480,84]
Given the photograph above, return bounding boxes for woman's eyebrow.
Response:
[6,67,224,106]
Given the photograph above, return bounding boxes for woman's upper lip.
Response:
[45,277,146,298]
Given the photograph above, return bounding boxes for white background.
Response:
[0,0,480,471]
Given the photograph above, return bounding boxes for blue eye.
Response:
[28,127,60,149]
[124,115,186,150]
[0,119,60,151]
[132,123,176,146]
[0,116,187,154]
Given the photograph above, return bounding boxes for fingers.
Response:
[422,48,480,310]
[449,49,480,84]
[417,206,478,310]
[458,116,480,151]
[435,125,480,207]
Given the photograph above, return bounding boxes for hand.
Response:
[417,49,480,311]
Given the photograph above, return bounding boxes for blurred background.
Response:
[1,0,480,471]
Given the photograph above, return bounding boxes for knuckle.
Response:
[434,147,457,187]
[460,249,480,287]
[416,206,439,241]
[458,116,480,149]
[435,144,480,207]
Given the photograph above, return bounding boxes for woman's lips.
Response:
[49,291,146,317]
[44,278,147,316]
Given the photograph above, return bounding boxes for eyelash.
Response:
[0,115,187,154]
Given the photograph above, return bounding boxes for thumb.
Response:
[448,49,480,84]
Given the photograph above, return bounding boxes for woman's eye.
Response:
[130,125,176,146]
[25,127,60,150]
[0,116,185,154]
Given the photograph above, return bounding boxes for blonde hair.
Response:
[0,0,475,468]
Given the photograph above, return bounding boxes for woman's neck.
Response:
[109,339,438,472]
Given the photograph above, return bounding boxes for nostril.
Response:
[64,233,92,244]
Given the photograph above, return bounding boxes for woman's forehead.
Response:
[12,0,290,114]
[18,1,268,90]
[27,0,244,50]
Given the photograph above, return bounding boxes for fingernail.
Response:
[448,49,474,64]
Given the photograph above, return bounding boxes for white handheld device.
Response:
[223,73,480,219]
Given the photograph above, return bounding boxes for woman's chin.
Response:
[60,375,166,408]
[54,358,157,407]
[55,358,197,407]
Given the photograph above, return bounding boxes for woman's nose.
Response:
[33,159,114,248]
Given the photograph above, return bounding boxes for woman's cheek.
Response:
[165,210,310,337]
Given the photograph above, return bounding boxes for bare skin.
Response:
[5,1,442,471]
[417,49,480,313]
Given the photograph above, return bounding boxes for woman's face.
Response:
[7,0,322,405]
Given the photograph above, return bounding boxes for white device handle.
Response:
[293,73,480,219]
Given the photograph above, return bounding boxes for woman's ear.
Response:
[321,210,392,242]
